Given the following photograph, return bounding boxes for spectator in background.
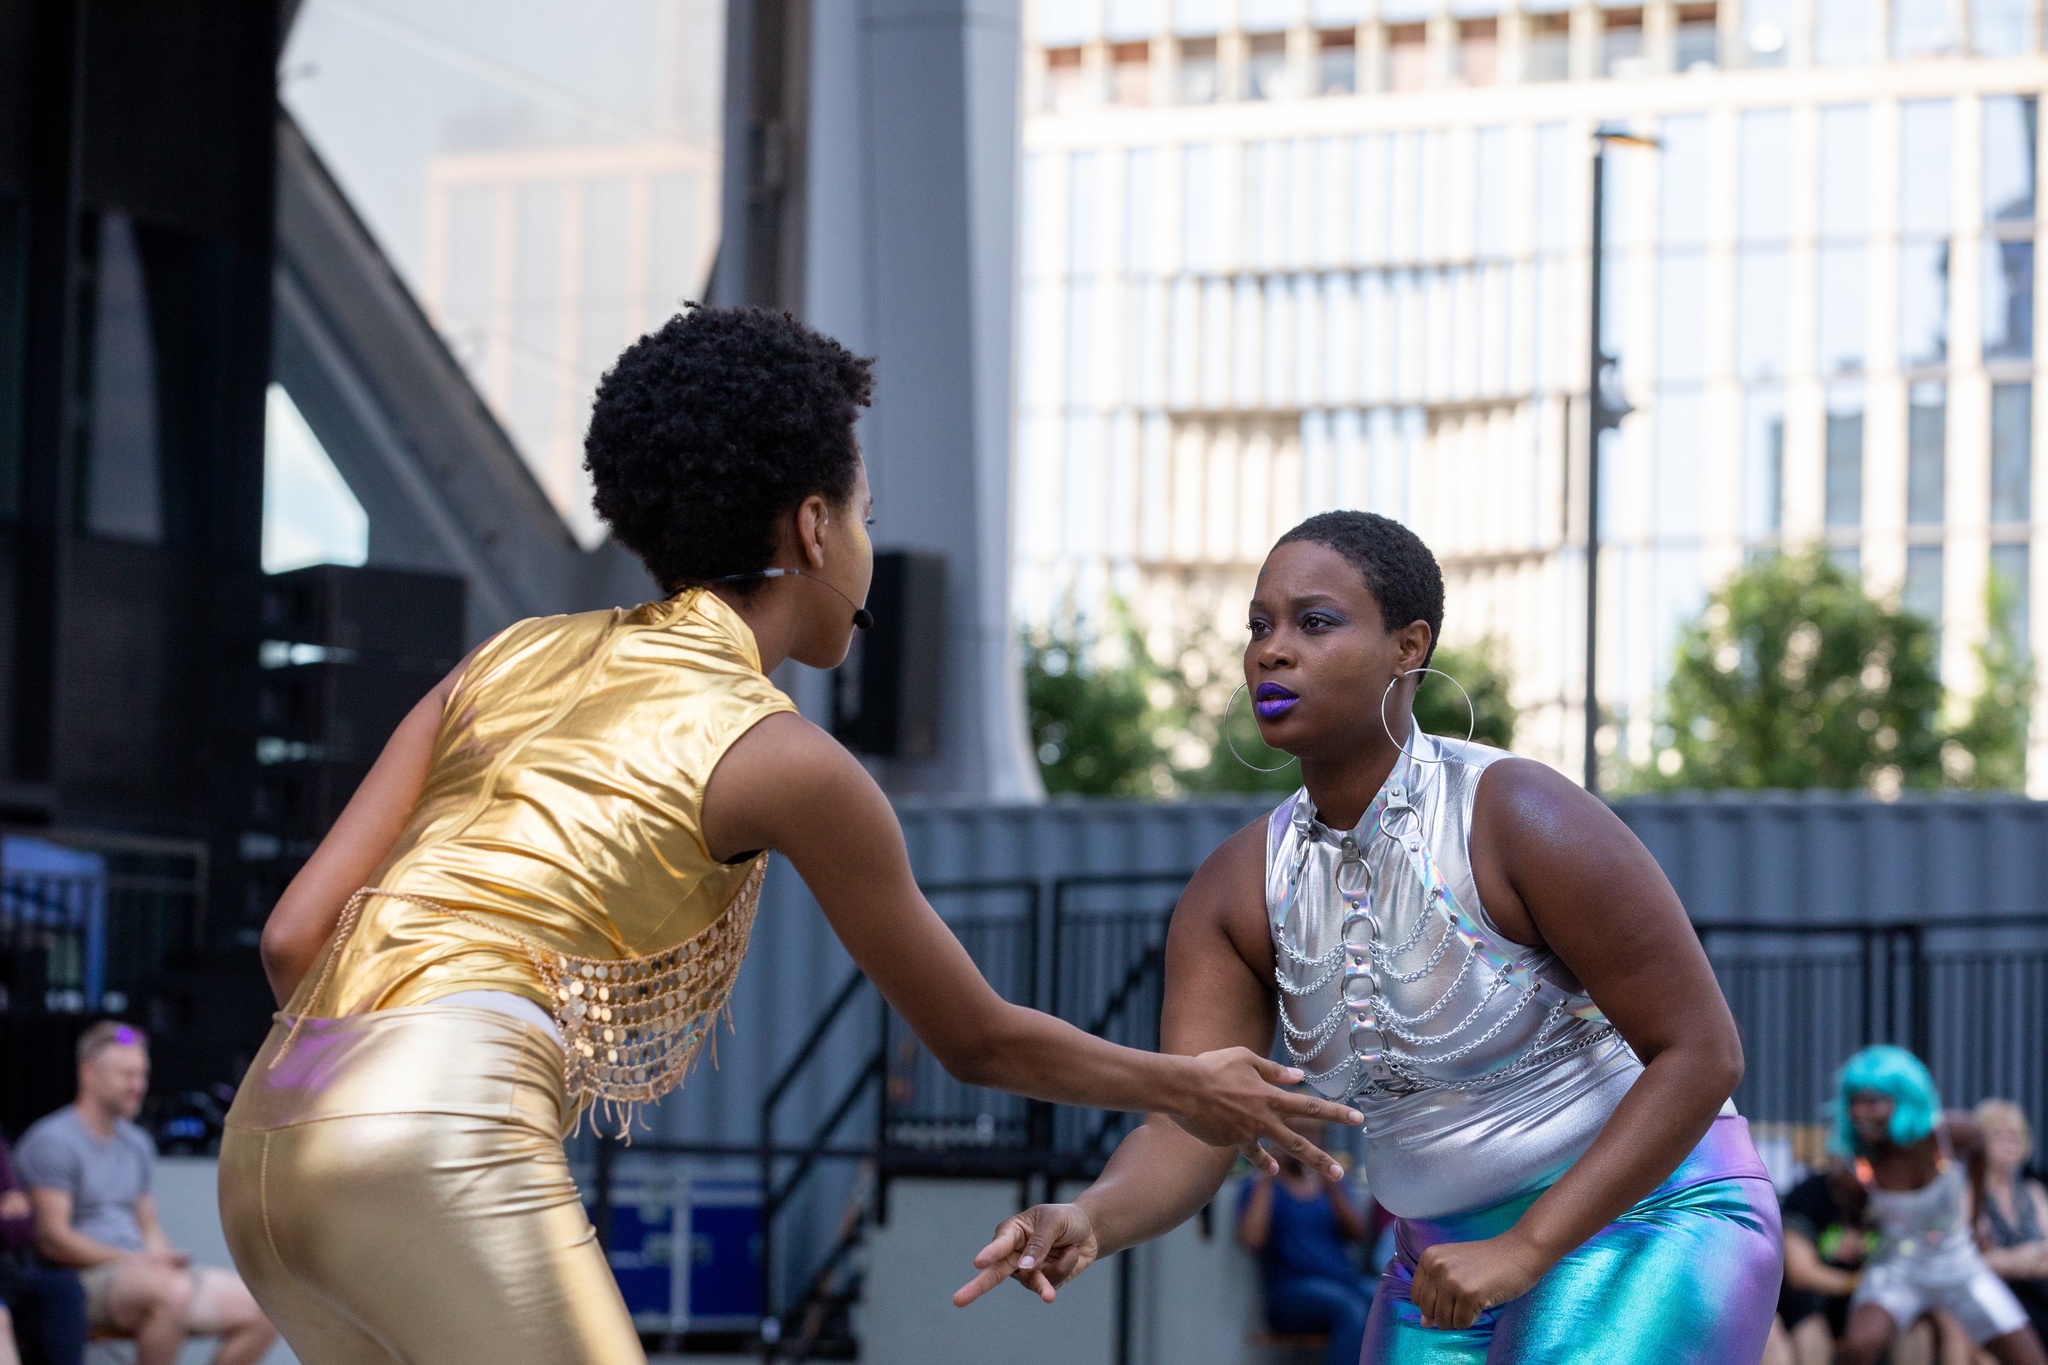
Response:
[0,1133,84,1365]
[15,1023,274,1365]
[1236,1118,1380,1365]
[1976,1100,2048,1342]
[1774,1159,1869,1365]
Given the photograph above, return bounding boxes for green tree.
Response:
[1416,641,1520,751]
[1641,551,1944,791]
[1022,606,1166,796]
[1940,569,2034,791]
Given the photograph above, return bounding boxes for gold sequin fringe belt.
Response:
[269,863,765,1139]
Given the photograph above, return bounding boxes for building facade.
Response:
[1016,0,2047,784]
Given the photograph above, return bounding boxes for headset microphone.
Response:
[709,568,873,630]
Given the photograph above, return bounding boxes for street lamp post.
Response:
[1583,128,1658,794]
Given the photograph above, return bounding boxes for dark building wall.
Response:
[0,0,283,940]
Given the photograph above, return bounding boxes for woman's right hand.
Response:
[953,1203,1101,1307]
[1169,1047,1361,1179]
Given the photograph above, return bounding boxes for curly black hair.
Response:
[1274,511,1444,663]
[584,304,874,593]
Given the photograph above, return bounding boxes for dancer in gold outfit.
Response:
[219,306,1356,1364]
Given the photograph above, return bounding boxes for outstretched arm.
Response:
[1407,759,1746,1328]
[953,820,1287,1305]
[704,717,1355,1166]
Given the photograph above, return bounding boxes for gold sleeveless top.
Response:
[284,589,795,1117]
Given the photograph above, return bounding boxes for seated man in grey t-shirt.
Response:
[15,1023,275,1365]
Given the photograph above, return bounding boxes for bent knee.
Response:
[188,1268,270,1334]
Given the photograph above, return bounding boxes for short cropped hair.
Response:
[77,1021,148,1065]
[584,305,874,594]
[1832,1045,1940,1155]
[1273,512,1445,664]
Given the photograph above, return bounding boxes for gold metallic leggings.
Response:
[219,1004,643,1364]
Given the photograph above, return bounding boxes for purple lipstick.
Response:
[1254,682,1299,720]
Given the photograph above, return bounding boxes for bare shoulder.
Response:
[1172,814,1275,965]
[1472,756,1628,847]
[704,711,885,860]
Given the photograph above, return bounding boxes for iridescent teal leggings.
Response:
[1360,1116,1783,1364]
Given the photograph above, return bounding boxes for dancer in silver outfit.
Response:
[956,511,1781,1362]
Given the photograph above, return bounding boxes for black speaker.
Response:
[832,552,945,759]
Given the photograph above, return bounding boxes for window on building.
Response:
[1676,3,1720,67]
[1992,382,2032,524]
[1180,143,1214,268]
[1900,243,1951,368]
[1525,13,1572,81]
[1818,105,1870,239]
[1985,239,2035,361]
[1385,25,1428,90]
[1247,32,1291,99]
[1904,546,1943,648]
[1458,19,1499,84]
[1740,109,1792,241]
[1984,97,2038,226]
[1900,101,1953,234]
[1745,387,1786,539]
[1825,385,1865,528]
[1177,38,1220,102]
[1109,42,1151,105]
[1045,47,1087,111]
[1602,9,1647,76]
[1108,0,1165,35]
[1816,0,1876,64]
[1738,247,1790,379]
[1907,382,1946,525]
[1746,0,1795,63]
[1974,0,2028,53]
[1818,244,1868,374]
[1317,29,1358,93]
[1893,0,1960,55]
[1475,126,1507,255]
[1991,542,2030,657]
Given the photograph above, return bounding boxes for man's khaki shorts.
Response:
[78,1261,122,1331]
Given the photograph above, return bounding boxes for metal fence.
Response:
[0,832,206,1013]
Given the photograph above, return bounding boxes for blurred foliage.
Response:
[1635,551,2032,794]
[1023,603,1523,798]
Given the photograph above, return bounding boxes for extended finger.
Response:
[1251,1053,1308,1085]
[971,1220,1026,1269]
[1242,1140,1280,1175]
[953,1260,1016,1307]
[1265,1118,1347,1181]
[1275,1089,1365,1128]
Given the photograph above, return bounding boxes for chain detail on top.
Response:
[270,862,766,1139]
[1274,771,1616,1105]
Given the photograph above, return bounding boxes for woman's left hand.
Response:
[1411,1231,1552,1329]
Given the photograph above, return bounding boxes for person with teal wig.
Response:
[1828,1046,2046,1365]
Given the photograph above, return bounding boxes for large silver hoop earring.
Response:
[1223,683,1300,773]
[1380,667,1475,765]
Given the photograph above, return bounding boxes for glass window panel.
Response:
[1318,33,1359,94]
[1745,0,1797,62]
[1524,13,1572,77]
[1900,101,1953,237]
[1900,241,1950,368]
[1907,381,1946,525]
[1313,138,1349,268]
[1832,545,1863,574]
[1904,546,1943,639]
[1660,115,1710,249]
[1738,246,1789,379]
[1173,0,1224,35]
[1676,3,1720,68]
[1817,244,1868,374]
[1354,134,1388,264]
[1744,386,1786,538]
[1535,123,1572,252]
[1984,239,2035,361]
[1247,33,1291,98]
[1391,132,1423,261]
[1974,0,2028,53]
[1656,389,1704,537]
[1991,382,2032,523]
[1816,0,1876,63]
[1602,11,1647,77]
[1983,96,2037,225]
[1818,105,1869,239]
[1068,152,1099,277]
[1659,251,1706,383]
[1825,384,1865,528]
[1740,110,1792,241]
[1475,126,1508,258]
[1178,38,1220,101]
[1892,0,1959,56]
[1181,143,1214,270]
[1457,18,1500,83]
[1991,542,2029,657]
[1124,149,1155,274]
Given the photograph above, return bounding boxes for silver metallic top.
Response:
[1861,1132,1986,1280]
[1265,733,1645,1217]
